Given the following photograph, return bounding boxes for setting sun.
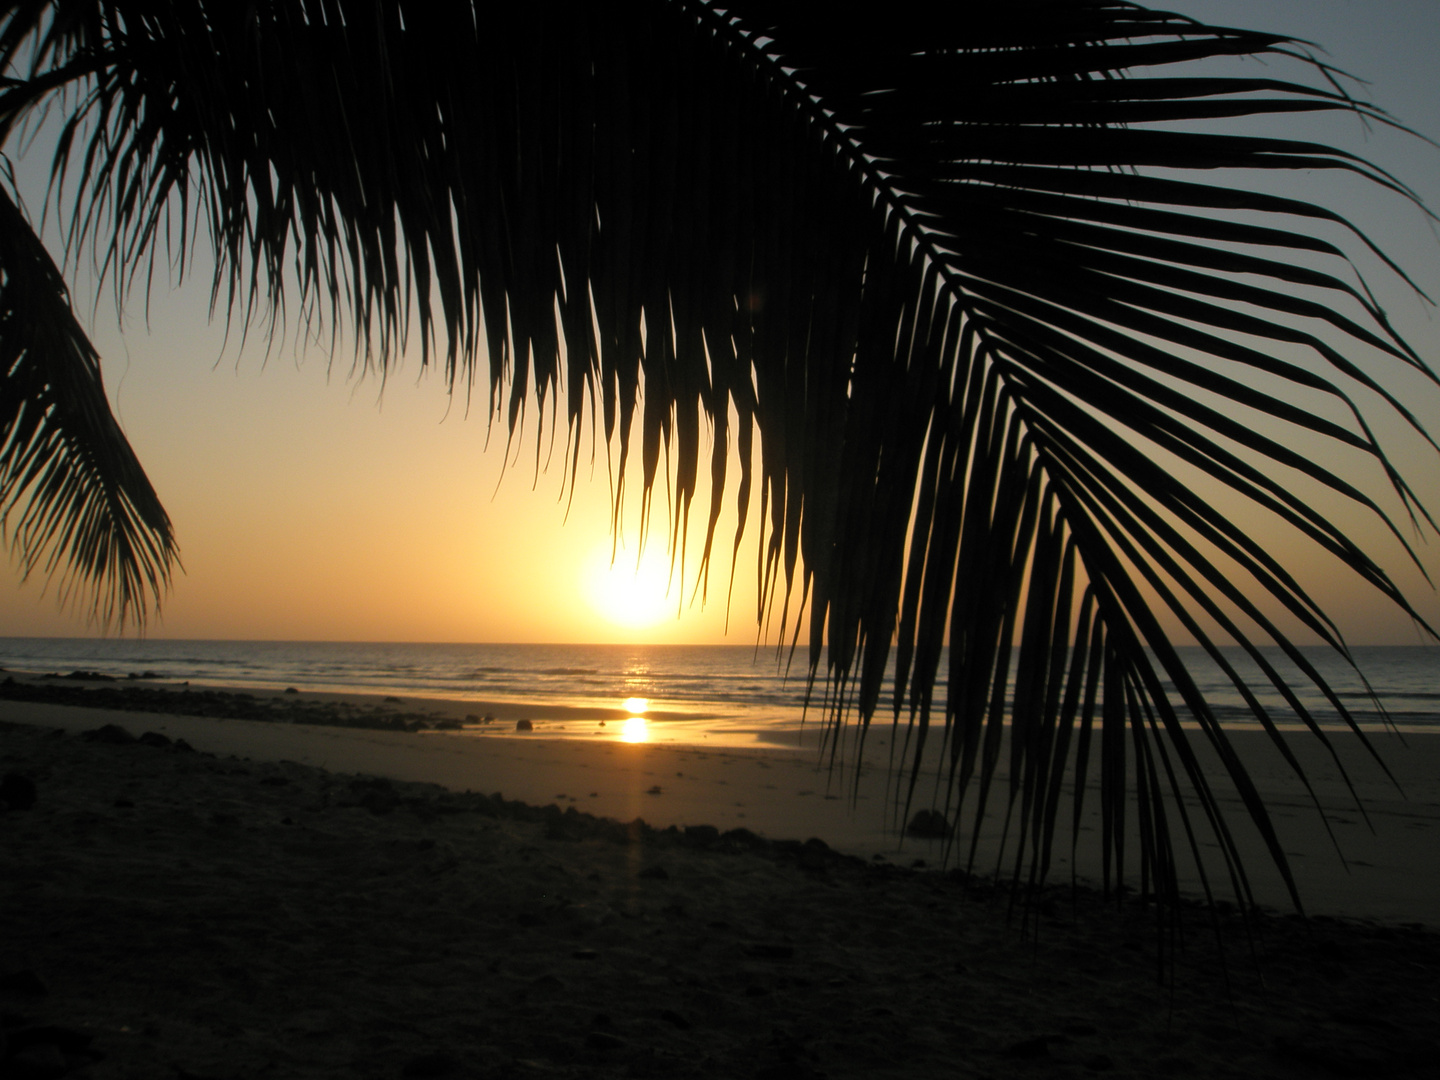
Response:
[586,542,677,630]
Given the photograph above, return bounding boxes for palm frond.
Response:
[720,2,1440,911]
[1,0,1436,919]
[0,174,175,624]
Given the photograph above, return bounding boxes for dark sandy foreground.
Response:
[2,719,1438,1080]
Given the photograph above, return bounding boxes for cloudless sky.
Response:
[4,0,1440,646]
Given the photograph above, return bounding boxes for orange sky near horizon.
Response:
[5,0,1440,648]
[2,303,780,643]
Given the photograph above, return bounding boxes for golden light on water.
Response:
[621,716,650,743]
[623,696,649,715]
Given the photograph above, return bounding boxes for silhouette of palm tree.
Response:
[1,1,1435,913]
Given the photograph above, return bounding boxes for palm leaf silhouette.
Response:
[2,1,1435,916]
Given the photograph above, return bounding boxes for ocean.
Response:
[3,638,1440,742]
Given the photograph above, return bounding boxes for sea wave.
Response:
[2,639,1438,731]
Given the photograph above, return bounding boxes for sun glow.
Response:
[623,696,649,715]
[586,542,676,630]
[621,716,650,743]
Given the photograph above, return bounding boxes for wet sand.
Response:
[2,686,1439,1078]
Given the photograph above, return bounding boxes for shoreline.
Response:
[8,664,1439,741]
[3,677,1439,927]
[9,642,1438,741]
[1,714,1437,1078]
[0,669,809,746]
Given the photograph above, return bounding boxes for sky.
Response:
[4,0,1440,646]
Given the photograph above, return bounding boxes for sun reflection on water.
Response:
[621,716,649,743]
[623,696,649,715]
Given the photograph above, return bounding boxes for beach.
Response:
[3,683,1439,1078]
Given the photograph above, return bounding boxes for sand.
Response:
[2,684,1439,1078]
[5,676,1439,922]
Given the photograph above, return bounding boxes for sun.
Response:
[585,541,677,630]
